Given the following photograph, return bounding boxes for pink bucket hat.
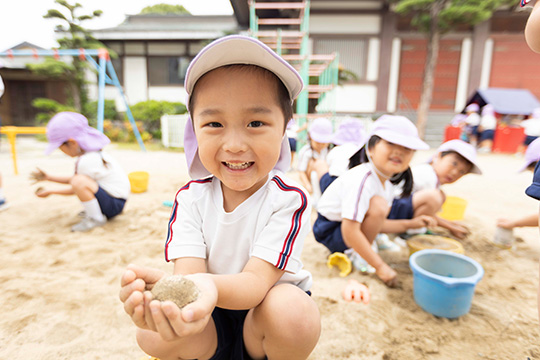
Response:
[437,139,482,174]
[481,104,495,117]
[518,137,540,172]
[369,115,429,150]
[308,118,333,144]
[45,112,110,155]
[331,117,366,146]
[183,35,303,179]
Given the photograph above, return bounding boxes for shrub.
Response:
[130,100,187,139]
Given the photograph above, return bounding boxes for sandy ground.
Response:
[1,137,540,359]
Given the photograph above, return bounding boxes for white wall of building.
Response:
[310,14,380,34]
[124,57,147,104]
[148,87,188,103]
[334,84,377,113]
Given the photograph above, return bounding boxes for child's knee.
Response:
[70,174,97,191]
[414,189,444,211]
[255,285,320,342]
[368,196,390,219]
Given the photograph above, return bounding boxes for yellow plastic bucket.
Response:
[407,235,464,257]
[438,196,467,221]
[128,171,149,193]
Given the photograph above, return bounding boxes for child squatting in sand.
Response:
[119,35,321,360]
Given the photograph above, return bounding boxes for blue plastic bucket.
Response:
[409,249,484,319]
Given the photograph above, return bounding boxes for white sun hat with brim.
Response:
[369,115,429,151]
[183,35,303,179]
[437,139,482,175]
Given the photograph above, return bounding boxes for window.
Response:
[148,56,192,85]
[313,38,368,81]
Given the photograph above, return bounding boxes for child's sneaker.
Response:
[344,249,376,274]
[0,198,10,212]
[71,216,106,232]
[376,233,401,252]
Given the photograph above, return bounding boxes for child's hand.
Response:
[496,218,515,229]
[30,168,47,183]
[447,222,469,239]
[342,279,370,304]
[35,188,50,198]
[143,273,218,341]
[375,263,398,288]
[410,215,437,229]
[119,264,167,330]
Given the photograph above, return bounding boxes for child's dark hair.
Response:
[528,161,538,171]
[188,64,293,130]
[348,135,414,198]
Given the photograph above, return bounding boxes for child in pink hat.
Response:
[119,35,320,360]
[387,139,482,240]
[31,112,130,232]
[314,115,431,287]
[463,103,481,146]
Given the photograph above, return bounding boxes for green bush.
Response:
[84,100,119,127]
[130,100,187,139]
[31,98,76,124]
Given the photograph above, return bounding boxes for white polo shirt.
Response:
[296,145,329,172]
[317,163,394,223]
[326,143,361,177]
[165,170,313,291]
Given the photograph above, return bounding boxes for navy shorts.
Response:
[479,129,495,142]
[313,213,347,253]
[210,308,267,360]
[387,197,414,220]
[319,172,337,194]
[288,137,297,153]
[525,135,538,146]
[95,187,126,219]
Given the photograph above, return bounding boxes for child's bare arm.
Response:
[30,168,72,184]
[210,257,284,310]
[381,215,437,233]
[435,216,469,239]
[497,213,539,229]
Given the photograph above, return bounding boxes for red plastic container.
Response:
[492,126,525,154]
[444,125,462,142]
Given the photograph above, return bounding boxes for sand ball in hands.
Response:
[151,275,200,309]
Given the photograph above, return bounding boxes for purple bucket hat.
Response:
[465,103,479,113]
[519,137,540,172]
[45,112,110,155]
[369,115,429,150]
[308,118,334,144]
[481,104,495,117]
[532,107,540,119]
[437,139,482,174]
[331,117,366,146]
[183,35,302,179]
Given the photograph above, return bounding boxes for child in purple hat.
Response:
[387,139,481,240]
[463,103,481,146]
[313,115,432,287]
[30,112,129,232]
[119,35,320,360]
[498,137,540,230]
[296,117,334,199]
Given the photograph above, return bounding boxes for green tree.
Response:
[29,0,103,113]
[393,0,515,139]
[139,4,191,15]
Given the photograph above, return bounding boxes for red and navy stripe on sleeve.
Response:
[271,175,308,270]
[164,178,212,262]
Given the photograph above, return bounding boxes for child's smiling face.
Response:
[191,66,286,205]
[432,152,472,185]
[369,139,414,179]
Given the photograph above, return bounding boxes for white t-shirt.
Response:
[465,113,481,126]
[165,170,313,291]
[76,151,130,199]
[296,145,329,172]
[326,143,361,177]
[521,118,540,137]
[480,114,497,130]
[317,163,394,223]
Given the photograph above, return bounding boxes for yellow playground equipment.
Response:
[1,126,47,175]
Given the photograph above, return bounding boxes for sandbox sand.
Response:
[1,137,539,359]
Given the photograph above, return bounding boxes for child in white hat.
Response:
[314,115,431,287]
[387,139,482,239]
[119,35,320,360]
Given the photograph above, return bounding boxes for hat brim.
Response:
[184,35,303,100]
[44,141,63,155]
[310,133,333,144]
[372,129,429,150]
